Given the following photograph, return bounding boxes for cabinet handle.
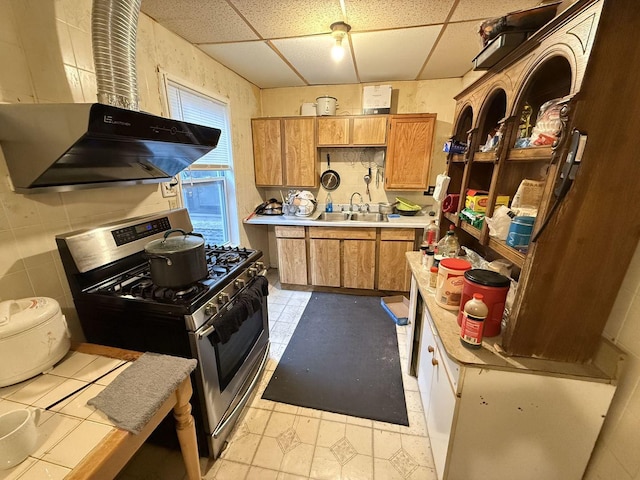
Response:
[428,345,434,353]
[431,358,439,366]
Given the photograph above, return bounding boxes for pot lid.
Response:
[0,297,61,337]
[145,229,204,254]
[439,258,472,271]
[316,96,337,101]
[464,269,511,287]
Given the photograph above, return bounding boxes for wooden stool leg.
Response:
[174,378,202,480]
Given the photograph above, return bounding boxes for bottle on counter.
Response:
[436,225,460,258]
[460,293,488,349]
[424,220,439,252]
[325,193,333,212]
[428,266,438,293]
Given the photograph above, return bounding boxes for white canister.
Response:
[0,408,41,470]
[435,258,472,310]
[300,103,317,116]
[316,96,337,116]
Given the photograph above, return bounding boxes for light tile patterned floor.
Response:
[117,271,437,480]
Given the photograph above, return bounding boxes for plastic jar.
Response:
[435,258,472,310]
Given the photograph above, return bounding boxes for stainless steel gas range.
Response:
[55,208,270,458]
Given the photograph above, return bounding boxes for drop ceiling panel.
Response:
[450,0,548,21]
[199,42,306,88]
[352,26,441,83]
[141,0,258,43]
[272,36,358,85]
[419,21,481,79]
[231,0,344,39]
[345,0,456,30]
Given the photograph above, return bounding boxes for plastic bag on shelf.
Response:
[460,246,490,269]
[485,205,515,240]
[529,98,563,146]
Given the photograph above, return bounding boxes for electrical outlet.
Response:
[425,185,435,196]
[161,176,179,198]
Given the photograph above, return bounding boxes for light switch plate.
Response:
[425,186,435,195]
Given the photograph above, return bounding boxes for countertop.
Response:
[0,344,200,480]
[405,251,623,382]
[244,209,434,228]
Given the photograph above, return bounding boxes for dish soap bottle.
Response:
[424,220,439,252]
[325,192,333,212]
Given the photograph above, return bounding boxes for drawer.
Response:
[309,226,376,240]
[275,226,305,238]
[380,228,417,241]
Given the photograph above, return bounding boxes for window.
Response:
[165,79,238,245]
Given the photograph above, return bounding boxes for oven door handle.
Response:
[213,342,270,439]
[198,324,215,339]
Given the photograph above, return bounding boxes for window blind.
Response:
[167,81,231,168]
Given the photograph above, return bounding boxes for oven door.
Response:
[189,277,269,457]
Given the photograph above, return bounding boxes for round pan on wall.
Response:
[320,153,340,191]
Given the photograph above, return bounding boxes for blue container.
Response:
[506,216,535,251]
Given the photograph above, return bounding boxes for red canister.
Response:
[457,269,510,337]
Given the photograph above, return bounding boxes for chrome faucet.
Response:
[350,192,363,211]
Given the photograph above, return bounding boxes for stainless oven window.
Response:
[215,308,264,391]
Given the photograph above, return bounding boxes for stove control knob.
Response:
[248,267,258,277]
[217,292,230,304]
[234,279,246,289]
[204,302,218,316]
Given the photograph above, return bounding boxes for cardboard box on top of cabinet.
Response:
[363,85,392,114]
[465,189,510,213]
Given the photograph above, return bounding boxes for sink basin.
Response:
[349,213,388,222]
[317,212,350,222]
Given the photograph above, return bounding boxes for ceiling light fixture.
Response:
[330,21,351,62]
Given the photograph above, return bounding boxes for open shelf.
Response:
[473,151,498,162]
[508,146,553,161]
[443,212,458,224]
[488,237,525,268]
[450,153,466,163]
[460,221,481,240]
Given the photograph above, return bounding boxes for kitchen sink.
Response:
[317,212,351,222]
[316,212,388,222]
[349,213,388,222]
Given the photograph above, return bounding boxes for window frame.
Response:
[158,70,240,245]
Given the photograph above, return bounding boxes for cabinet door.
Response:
[284,118,317,187]
[378,240,414,291]
[309,239,340,287]
[343,240,375,289]
[252,118,283,186]
[352,116,387,145]
[385,114,436,190]
[427,345,456,480]
[276,238,307,285]
[317,117,349,146]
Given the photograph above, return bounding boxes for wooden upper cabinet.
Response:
[317,115,388,146]
[385,114,437,190]
[252,117,317,187]
[283,117,317,187]
[252,118,283,186]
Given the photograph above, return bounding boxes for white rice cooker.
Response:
[0,297,70,387]
[316,96,337,116]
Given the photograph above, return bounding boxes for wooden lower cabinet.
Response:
[309,227,376,290]
[275,226,307,285]
[277,226,418,291]
[378,229,416,291]
[309,239,341,287]
[343,240,375,289]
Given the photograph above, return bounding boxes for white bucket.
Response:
[316,96,337,116]
[435,258,472,310]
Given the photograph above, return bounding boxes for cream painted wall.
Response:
[0,0,263,341]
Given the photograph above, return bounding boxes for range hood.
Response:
[0,103,221,194]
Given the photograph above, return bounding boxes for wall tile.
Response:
[0,40,34,98]
[55,19,75,65]
[27,264,65,299]
[0,0,18,45]
[58,0,91,33]
[606,408,640,477]
[13,224,56,269]
[0,191,40,228]
[618,296,640,356]
[63,64,84,102]
[67,25,93,72]
[0,270,35,302]
[78,68,97,102]
[0,230,26,276]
